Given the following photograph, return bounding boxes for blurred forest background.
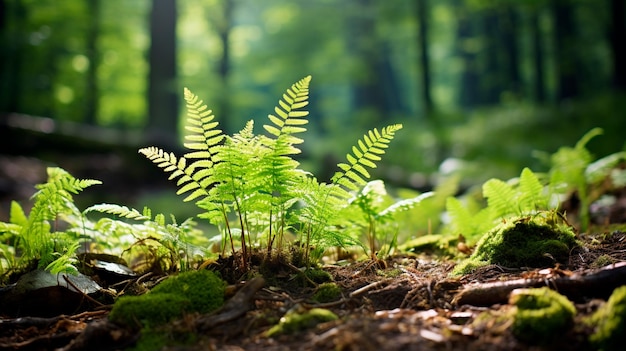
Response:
[1,0,625,219]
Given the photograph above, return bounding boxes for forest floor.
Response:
[1,229,625,350]
[1,153,626,350]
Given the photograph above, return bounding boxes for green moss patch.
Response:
[452,213,577,276]
[266,307,338,337]
[109,270,226,328]
[509,287,576,344]
[587,285,626,350]
[312,283,342,303]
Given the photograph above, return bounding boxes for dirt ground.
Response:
[0,229,625,351]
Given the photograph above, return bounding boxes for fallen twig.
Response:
[453,261,626,306]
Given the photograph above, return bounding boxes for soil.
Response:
[1,154,626,350]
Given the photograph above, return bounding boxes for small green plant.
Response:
[340,180,433,260]
[540,128,626,233]
[83,204,208,272]
[139,76,405,268]
[445,167,551,246]
[0,167,101,276]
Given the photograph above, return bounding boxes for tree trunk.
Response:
[551,0,580,100]
[501,5,520,97]
[416,0,433,116]
[84,0,100,125]
[609,0,626,91]
[530,8,546,103]
[147,0,178,147]
[455,7,480,108]
[215,0,233,133]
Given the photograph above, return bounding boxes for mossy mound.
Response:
[509,287,576,344]
[587,285,626,351]
[452,213,577,276]
[109,270,226,328]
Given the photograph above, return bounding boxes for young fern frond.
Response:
[332,124,403,194]
[517,167,547,212]
[482,178,518,218]
[84,204,150,221]
[20,167,100,272]
[263,75,311,149]
[139,89,224,203]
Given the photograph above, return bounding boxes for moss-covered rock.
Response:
[109,270,226,328]
[509,287,576,344]
[451,213,577,276]
[587,285,626,351]
[266,307,338,337]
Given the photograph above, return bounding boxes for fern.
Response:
[0,167,101,275]
[140,76,405,268]
[332,124,403,195]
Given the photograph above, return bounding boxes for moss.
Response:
[312,283,342,303]
[109,293,191,328]
[150,269,226,313]
[266,307,338,337]
[109,270,226,328]
[509,287,576,344]
[590,254,617,269]
[587,285,626,351]
[451,213,577,276]
[304,268,332,284]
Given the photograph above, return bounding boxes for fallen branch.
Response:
[453,261,626,306]
[195,276,266,331]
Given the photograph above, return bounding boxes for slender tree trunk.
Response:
[456,8,480,108]
[147,0,178,147]
[416,0,432,116]
[551,0,579,100]
[609,0,626,91]
[216,0,233,133]
[530,8,546,102]
[0,0,25,113]
[84,0,100,125]
[501,5,520,97]
[485,11,501,104]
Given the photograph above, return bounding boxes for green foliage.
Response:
[140,76,406,267]
[0,167,101,276]
[340,180,433,259]
[83,204,208,272]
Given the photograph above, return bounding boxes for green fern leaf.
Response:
[139,147,210,202]
[263,75,311,149]
[518,167,547,212]
[378,191,434,218]
[482,178,517,218]
[332,124,403,193]
[183,87,224,155]
[85,204,150,221]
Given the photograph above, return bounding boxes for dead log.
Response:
[453,262,626,306]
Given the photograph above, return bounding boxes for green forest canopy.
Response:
[1,0,624,182]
